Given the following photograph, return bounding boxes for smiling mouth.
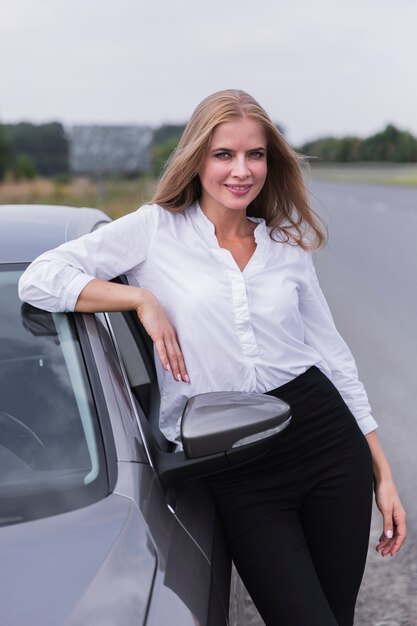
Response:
[225,184,252,191]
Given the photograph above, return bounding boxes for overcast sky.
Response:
[1,0,416,145]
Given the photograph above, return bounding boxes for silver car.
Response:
[0,204,290,626]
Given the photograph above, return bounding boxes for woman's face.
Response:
[198,117,267,216]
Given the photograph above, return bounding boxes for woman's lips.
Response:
[225,184,253,196]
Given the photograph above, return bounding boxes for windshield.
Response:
[0,266,108,525]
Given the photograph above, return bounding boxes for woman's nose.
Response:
[231,156,250,178]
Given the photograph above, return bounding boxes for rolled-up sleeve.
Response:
[299,252,378,435]
[18,204,157,312]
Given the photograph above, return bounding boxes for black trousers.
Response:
[207,367,374,626]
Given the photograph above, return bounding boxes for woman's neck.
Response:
[200,205,254,239]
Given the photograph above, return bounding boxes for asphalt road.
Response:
[231,180,417,626]
[311,181,416,531]
[311,180,417,626]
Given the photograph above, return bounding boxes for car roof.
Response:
[0,204,111,264]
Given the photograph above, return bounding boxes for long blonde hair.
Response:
[152,89,326,249]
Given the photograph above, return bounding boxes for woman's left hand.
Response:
[374,477,406,557]
[365,431,406,557]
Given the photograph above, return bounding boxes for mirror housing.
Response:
[181,391,291,458]
[153,391,291,487]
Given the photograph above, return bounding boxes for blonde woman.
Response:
[19,90,406,626]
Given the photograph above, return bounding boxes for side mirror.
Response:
[154,391,291,487]
[181,391,291,459]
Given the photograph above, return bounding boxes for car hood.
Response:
[0,493,156,626]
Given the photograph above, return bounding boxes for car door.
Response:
[81,309,231,625]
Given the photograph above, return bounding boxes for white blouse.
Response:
[19,202,377,445]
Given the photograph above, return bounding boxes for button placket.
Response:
[225,261,260,360]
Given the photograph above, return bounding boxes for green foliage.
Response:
[53,172,73,184]
[358,125,417,162]
[299,125,417,163]
[152,136,181,177]
[300,135,364,162]
[4,122,69,176]
[153,124,186,145]
[152,124,186,177]
[0,125,11,181]
[12,154,37,180]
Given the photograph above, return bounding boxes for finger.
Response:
[376,529,394,554]
[165,334,189,382]
[376,538,389,551]
[379,542,393,556]
[165,339,189,382]
[375,513,393,554]
[164,339,181,380]
[382,515,394,542]
[377,531,387,544]
[175,349,190,382]
[154,338,170,371]
[390,536,406,556]
[376,539,392,555]
[389,518,407,557]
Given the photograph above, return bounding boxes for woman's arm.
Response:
[18,205,156,312]
[300,251,377,435]
[300,252,406,555]
[75,278,189,383]
[19,206,189,382]
[365,430,406,556]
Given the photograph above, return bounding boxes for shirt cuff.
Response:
[62,274,96,311]
[356,415,378,436]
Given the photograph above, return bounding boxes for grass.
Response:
[0,176,157,219]
[308,162,417,186]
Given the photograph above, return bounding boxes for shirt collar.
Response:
[190,201,270,268]
[193,201,268,237]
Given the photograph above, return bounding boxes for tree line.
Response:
[1,121,416,182]
[299,124,417,163]
[0,122,186,181]
[0,122,69,180]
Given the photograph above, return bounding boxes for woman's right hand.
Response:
[135,288,189,383]
[75,279,189,383]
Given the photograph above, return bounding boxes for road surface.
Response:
[312,181,417,626]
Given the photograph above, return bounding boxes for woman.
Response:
[19,89,406,625]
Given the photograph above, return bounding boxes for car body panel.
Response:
[93,313,230,623]
[113,461,228,626]
[0,204,111,264]
[0,493,156,626]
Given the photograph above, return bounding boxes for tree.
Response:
[12,154,36,180]
[4,122,69,175]
[299,137,349,162]
[153,136,181,177]
[359,125,417,162]
[153,124,186,145]
[299,125,417,163]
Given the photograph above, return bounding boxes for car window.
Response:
[106,311,173,452]
[0,266,108,525]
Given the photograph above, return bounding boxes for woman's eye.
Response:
[250,151,265,159]
[214,152,230,159]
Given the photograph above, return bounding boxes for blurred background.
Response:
[1,1,416,624]
[1,0,416,215]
